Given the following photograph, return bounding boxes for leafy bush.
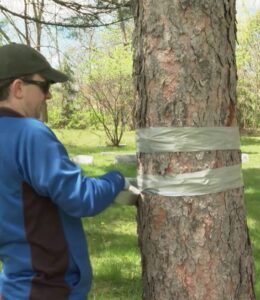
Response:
[79,26,134,146]
[48,108,97,130]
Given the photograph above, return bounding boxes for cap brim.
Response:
[40,67,69,83]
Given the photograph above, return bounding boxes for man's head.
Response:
[0,43,68,118]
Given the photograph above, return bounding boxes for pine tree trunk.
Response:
[132,0,255,299]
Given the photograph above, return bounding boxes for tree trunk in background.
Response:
[132,0,255,299]
[32,0,47,122]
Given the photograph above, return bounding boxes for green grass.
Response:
[0,130,259,299]
[84,205,141,300]
[53,129,141,300]
[240,136,260,297]
[55,130,259,299]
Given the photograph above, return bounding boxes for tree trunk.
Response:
[132,0,255,299]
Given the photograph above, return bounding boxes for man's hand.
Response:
[115,180,141,205]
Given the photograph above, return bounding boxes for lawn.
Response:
[54,129,141,300]
[53,129,259,299]
[0,129,259,299]
[240,135,260,297]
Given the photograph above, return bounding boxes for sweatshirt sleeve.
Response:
[17,119,125,217]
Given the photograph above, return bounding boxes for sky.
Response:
[238,0,260,10]
[237,0,260,19]
[0,0,259,66]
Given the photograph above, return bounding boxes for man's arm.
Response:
[17,119,125,217]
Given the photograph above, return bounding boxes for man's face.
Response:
[21,74,52,119]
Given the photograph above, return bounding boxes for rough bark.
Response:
[132,0,255,299]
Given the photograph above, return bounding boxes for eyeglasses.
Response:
[20,78,51,94]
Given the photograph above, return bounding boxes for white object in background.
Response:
[71,155,94,165]
[241,153,249,163]
[114,154,136,164]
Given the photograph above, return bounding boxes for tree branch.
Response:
[0,3,132,28]
[0,27,11,43]
[1,10,27,43]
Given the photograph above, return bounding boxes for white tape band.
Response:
[130,127,243,198]
[136,127,240,153]
[135,164,243,197]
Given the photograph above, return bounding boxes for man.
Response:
[0,43,136,300]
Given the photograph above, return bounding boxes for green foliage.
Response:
[48,106,94,129]
[47,23,134,138]
[59,55,79,128]
[0,20,8,44]
[88,29,132,79]
[48,67,92,130]
[237,11,260,128]
[79,25,134,146]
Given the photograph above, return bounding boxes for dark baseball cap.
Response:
[0,43,68,83]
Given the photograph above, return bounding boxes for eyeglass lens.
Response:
[21,79,50,94]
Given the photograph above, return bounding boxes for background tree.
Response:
[0,0,47,119]
[0,0,132,29]
[47,54,79,127]
[80,26,134,146]
[133,0,255,299]
[0,19,11,44]
[0,0,133,123]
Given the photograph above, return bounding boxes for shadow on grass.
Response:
[243,168,260,224]
[84,205,141,299]
[241,137,260,146]
[242,151,260,155]
[82,204,139,256]
[90,272,142,300]
[66,144,103,155]
[243,171,260,191]
[81,163,137,178]
[85,229,139,256]
[242,168,260,297]
[243,168,260,219]
[66,144,136,157]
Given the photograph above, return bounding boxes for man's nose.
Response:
[45,91,52,100]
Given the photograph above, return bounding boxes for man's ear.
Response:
[9,79,24,99]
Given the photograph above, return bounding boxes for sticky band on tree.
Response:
[136,127,240,153]
[130,126,243,197]
[135,164,243,197]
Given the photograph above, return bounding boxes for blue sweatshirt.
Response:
[0,108,125,300]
